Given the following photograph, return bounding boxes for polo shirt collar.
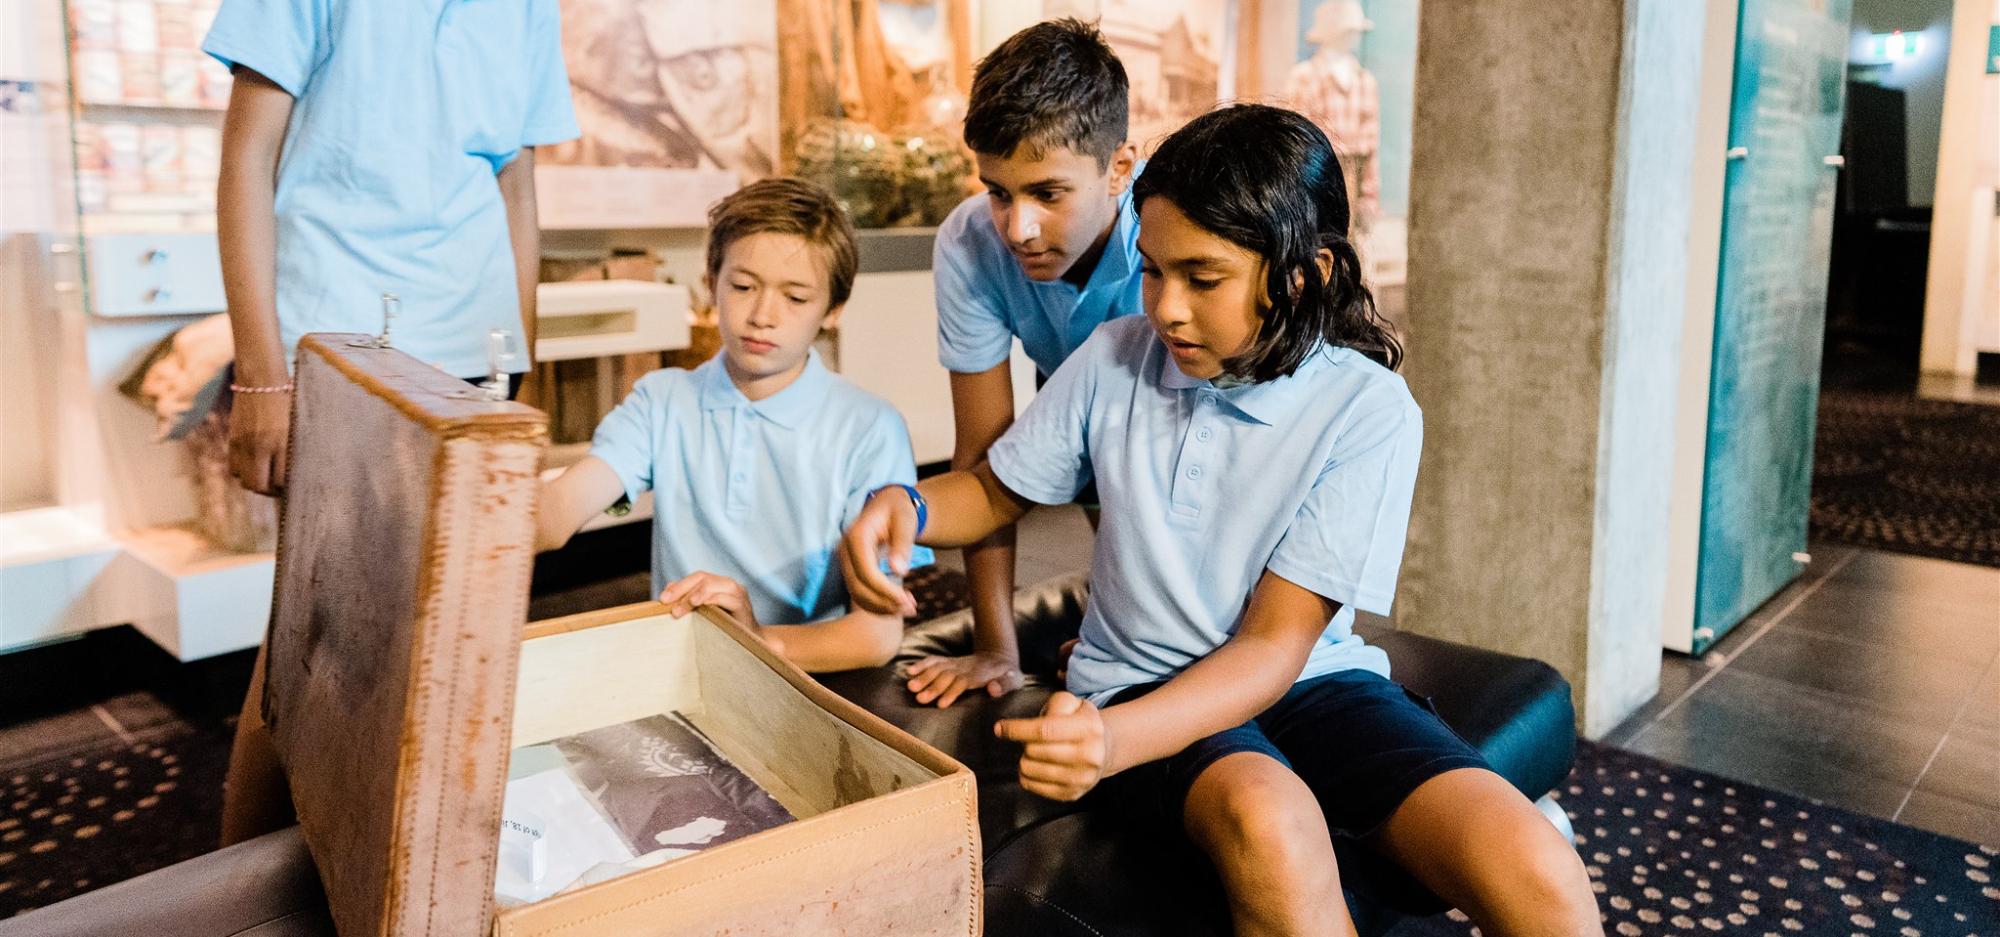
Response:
[696,348,832,429]
[1155,341,1335,426]
[1085,186,1141,292]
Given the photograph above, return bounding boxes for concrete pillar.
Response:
[1396,0,1711,737]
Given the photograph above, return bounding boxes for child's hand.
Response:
[659,571,762,631]
[1055,638,1080,684]
[837,486,920,618]
[994,692,1107,802]
[228,390,292,495]
[905,653,1024,708]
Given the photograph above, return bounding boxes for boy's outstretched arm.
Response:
[535,456,625,553]
[839,462,1034,617]
[657,572,902,672]
[217,66,295,495]
[994,570,1336,802]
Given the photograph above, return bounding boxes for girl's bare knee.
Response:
[1184,756,1329,870]
[1507,819,1597,919]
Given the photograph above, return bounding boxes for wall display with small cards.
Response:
[66,0,227,110]
[64,0,226,224]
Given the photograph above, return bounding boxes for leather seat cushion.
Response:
[1,827,330,937]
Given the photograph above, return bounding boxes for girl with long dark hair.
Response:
[839,104,1601,936]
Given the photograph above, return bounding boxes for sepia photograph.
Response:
[1056,0,1234,150]
[551,713,794,856]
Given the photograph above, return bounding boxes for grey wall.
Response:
[1851,0,1957,206]
[1398,0,1706,736]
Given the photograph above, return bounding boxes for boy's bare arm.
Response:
[768,609,904,672]
[535,456,626,553]
[217,67,295,495]
[995,570,1334,801]
[497,146,540,359]
[656,572,900,672]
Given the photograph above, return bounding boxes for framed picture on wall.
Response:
[537,0,780,229]
[1048,0,1237,152]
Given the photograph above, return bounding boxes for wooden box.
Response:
[262,335,980,937]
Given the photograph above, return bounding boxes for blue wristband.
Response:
[876,483,927,537]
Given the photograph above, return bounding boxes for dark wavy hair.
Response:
[963,18,1128,166]
[1133,104,1402,380]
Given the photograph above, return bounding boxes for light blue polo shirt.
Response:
[203,0,579,379]
[988,317,1421,703]
[933,186,1144,377]
[589,352,932,626]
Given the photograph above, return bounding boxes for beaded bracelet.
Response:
[229,382,294,394]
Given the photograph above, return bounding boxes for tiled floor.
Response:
[1917,370,2000,408]
[1602,543,2000,846]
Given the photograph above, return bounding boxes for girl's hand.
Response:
[837,486,920,618]
[905,653,1024,708]
[228,390,292,495]
[994,692,1108,802]
[659,571,761,631]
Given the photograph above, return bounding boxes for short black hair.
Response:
[1134,104,1402,381]
[963,18,1129,166]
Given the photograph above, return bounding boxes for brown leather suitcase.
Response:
[262,335,979,937]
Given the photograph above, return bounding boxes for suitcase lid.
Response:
[264,335,547,937]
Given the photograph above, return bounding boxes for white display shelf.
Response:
[0,508,273,660]
[535,279,690,362]
[106,523,272,661]
[0,506,120,652]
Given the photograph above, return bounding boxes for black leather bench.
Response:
[1,575,1575,937]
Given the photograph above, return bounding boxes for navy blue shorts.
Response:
[1092,668,1491,911]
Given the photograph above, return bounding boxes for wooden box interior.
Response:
[510,606,941,826]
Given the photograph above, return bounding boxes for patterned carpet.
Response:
[1811,386,2000,569]
[0,717,234,918]
[1390,743,1998,936]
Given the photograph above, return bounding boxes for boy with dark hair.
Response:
[537,177,929,673]
[907,18,1143,708]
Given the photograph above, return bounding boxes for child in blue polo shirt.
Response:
[911,18,1145,708]
[205,0,578,496]
[840,106,1602,936]
[210,0,578,848]
[536,178,928,673]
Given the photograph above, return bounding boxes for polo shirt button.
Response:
[1187,466,1202,479]
[1197,428,1212,442]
